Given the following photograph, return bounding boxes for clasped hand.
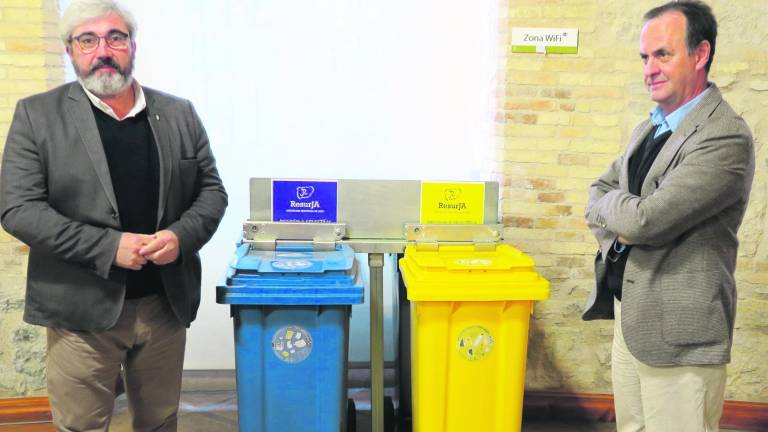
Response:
[114,230,180,270]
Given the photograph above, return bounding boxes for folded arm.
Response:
[586,153,623,260]
[585,130,753,247]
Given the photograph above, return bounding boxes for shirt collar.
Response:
[79,79,146,121]
[649,85,711,137]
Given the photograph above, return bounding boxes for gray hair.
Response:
[60,0,138,44]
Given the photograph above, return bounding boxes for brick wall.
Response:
[0,0,765,403]
[500,0,768,401]
[0,0,62,398]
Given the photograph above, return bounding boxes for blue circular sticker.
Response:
[271,326,313,363]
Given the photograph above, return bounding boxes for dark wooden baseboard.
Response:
[523,391,617,422]
[0,397,51,423]
[523,391,768,431]
[720,400,768,431]
[1,392,765,430]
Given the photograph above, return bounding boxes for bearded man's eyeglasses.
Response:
[71,30,130,54]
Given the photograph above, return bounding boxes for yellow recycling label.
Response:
[420,182,485,224]
[457,326,494,361]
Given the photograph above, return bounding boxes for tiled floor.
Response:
[0,372,755,432]
[0,393,618,432]
[3,390,754,432]
[106,388,624,432]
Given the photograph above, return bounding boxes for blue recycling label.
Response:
[272,180,338,223]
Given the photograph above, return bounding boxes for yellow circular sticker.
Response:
[457,326,494,361]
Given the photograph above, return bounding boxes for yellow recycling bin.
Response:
[399,243,549,432]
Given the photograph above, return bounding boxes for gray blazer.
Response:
[583,85,754,367]
[0,82,228,331]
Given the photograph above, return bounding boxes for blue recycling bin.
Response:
[217,243,364,432]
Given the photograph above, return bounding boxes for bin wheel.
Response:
[346,398,356,432]
[384,396,396,432]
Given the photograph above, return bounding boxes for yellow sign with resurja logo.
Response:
[420,181,485,224]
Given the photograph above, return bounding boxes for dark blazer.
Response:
[0,82,228,331]
[583,85,754,367]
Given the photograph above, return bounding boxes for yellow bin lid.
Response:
[399,244,550,301]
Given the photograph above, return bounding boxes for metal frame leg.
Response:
[368,253,385,432]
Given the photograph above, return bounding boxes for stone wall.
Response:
[0,0,63,398]
[499,0,768,401]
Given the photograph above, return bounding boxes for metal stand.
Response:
[368,253,385,432]
[245,178,502,432]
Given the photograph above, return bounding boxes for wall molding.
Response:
[1,392,765,430]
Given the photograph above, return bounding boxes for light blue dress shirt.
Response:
[650,85,711,138]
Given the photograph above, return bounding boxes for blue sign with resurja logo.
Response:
[272,180,338,223]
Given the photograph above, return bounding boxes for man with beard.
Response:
[0,0,227,429]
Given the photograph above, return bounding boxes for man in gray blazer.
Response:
[583,1,754,431]
[0,0,227,430]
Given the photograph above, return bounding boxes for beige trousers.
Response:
[46,295,186,432]
[612,300,727,432]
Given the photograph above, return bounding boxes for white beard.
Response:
[72,50,136,98]
[81,71,133,97]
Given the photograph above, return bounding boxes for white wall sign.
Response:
[511,27,578,54]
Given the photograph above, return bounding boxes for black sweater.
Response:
[606,127,672,301]
[93,106,163,299]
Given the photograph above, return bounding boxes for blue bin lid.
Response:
[217,242,364,305]
[229,242,356,274]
